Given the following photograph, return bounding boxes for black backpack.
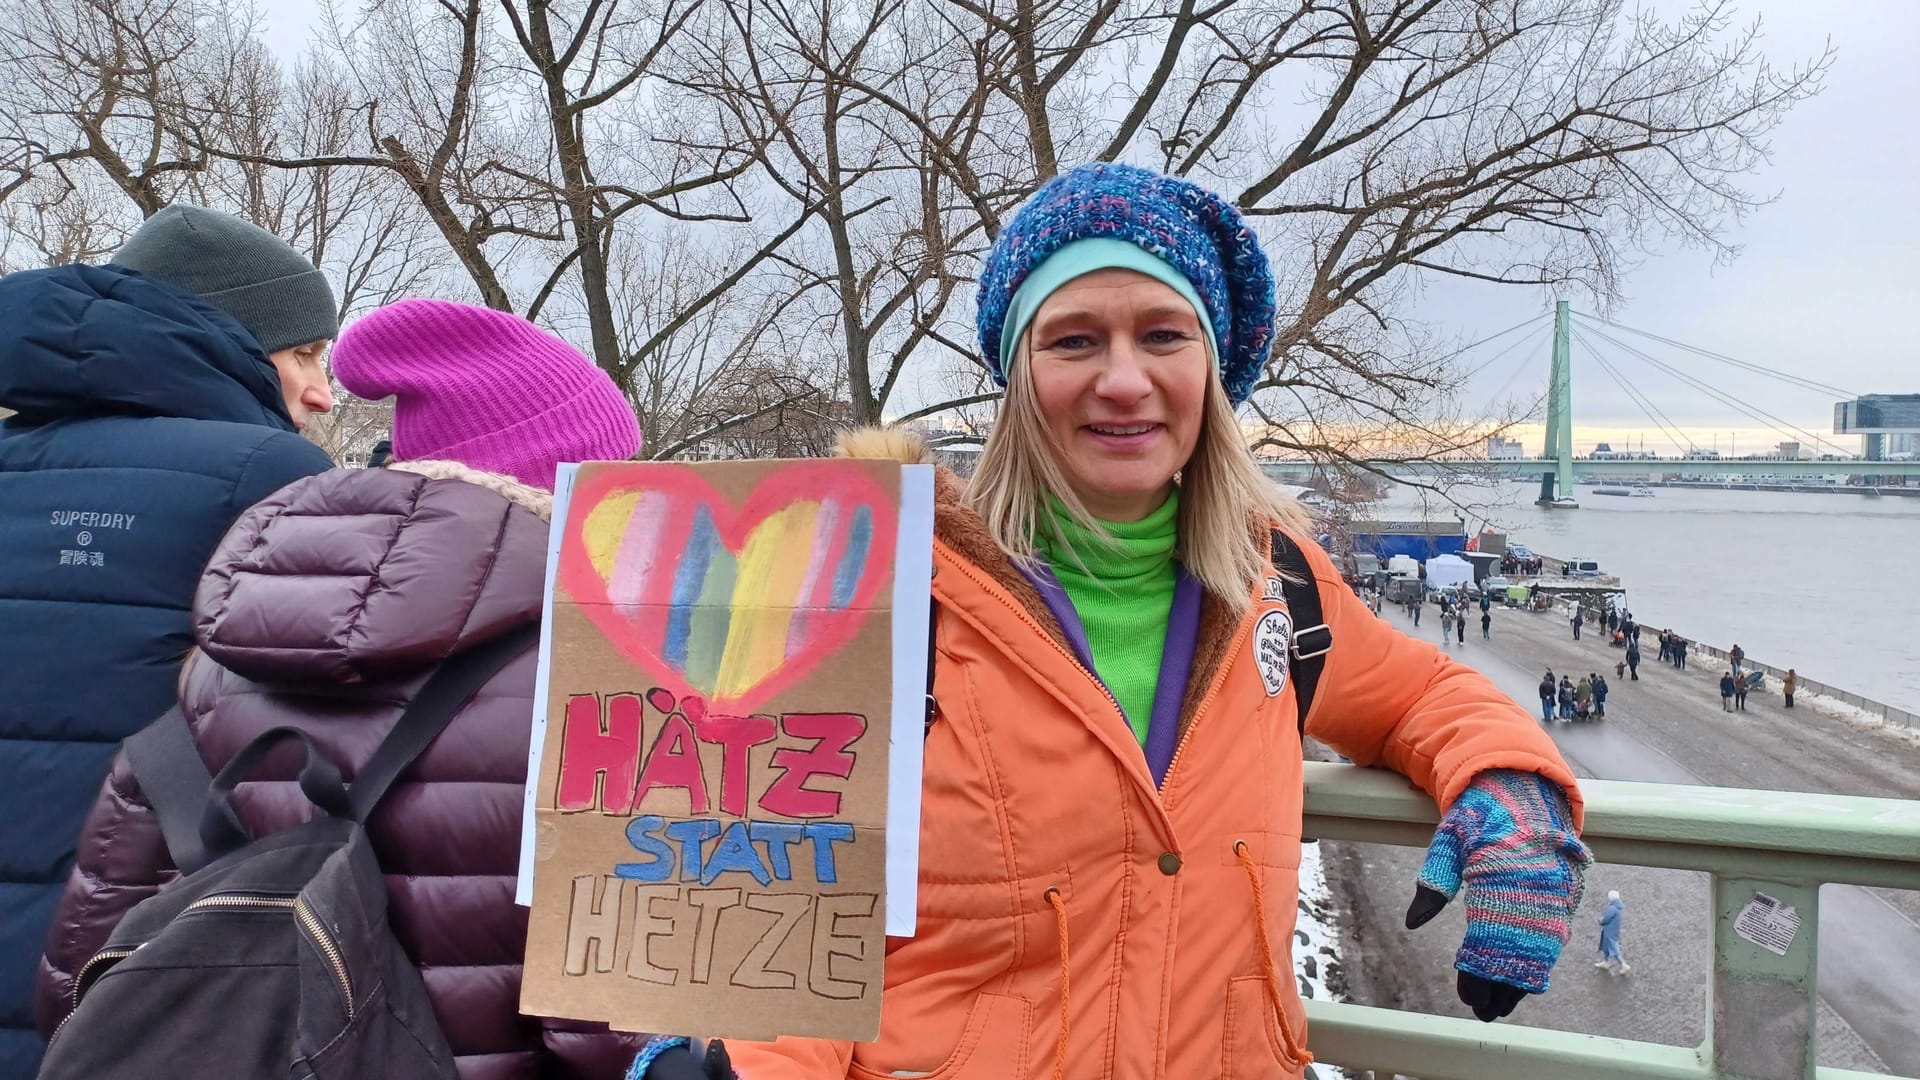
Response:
[40,625,537,1080]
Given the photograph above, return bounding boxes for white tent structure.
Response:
[1424,553,1474,593]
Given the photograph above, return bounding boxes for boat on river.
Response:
[1594,485,1655,498]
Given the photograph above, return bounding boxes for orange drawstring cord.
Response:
[1044,886,1071,1080]
[1234,841,1315,1069]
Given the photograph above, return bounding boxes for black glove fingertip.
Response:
[704,1039,736,1079]
[1405,883,1451,929]
[645,1045,701,1080]
[1457,971,1527,1023]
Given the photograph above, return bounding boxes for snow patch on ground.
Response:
[1801,690,1920,749]
[1294,840,1343,1006]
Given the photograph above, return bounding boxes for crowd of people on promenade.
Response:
[1536,670,1609,723]
[1520,581,1808,723]
[1,166,1597,1079]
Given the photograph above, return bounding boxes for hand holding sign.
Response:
[635,1038,737,1079]
[521,459,930,1044]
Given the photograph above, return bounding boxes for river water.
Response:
[1371,483,1920,706]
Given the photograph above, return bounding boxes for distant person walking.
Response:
[1571,607,1583,640]
[1539,671,1557,722]
[1734,672,1749,711]
[1457,606,1467,645]
[1559,676,1576,721]
[1658,631,1672,664]
[1720,671,1737,711]
[1439,607,1453,645]
[1674,636,1689,671]
[1625,640,1640,680]
[1574,675,1593,720]
[1595,891,1629,976]
[1410,596,1421,626]
[1481,610,1492,640]
[1729,643,1746,675]
[1784,668,1798,709]
[1592,673,1609,719]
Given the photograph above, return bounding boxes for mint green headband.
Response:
[998,237,1219,373]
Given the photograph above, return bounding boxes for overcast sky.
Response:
[1413,0,1920,454]
[258,1,1917,454]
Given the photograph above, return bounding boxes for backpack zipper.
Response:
[49,945,139,1045]
[55,892,353,1042]
[295,896,354,1018]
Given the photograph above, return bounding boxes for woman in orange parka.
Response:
[636,163,1590,1080]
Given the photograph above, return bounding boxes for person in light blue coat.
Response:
[1595,890,1629,975]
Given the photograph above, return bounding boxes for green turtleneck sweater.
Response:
[1036,492,1179,745]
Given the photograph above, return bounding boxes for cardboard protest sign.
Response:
[520,458,931,1043]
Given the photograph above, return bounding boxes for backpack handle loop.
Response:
[200,726,353,859]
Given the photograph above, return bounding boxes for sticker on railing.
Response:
[1733,892,1802,956]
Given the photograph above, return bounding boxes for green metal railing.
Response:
[1299,761,1920,1080]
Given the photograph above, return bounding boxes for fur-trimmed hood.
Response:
[836,426,1073,650]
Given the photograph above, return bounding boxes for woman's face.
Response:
[1026,269,1210,522]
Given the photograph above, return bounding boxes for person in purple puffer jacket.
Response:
[36,300,645,1078]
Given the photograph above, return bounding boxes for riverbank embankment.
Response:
[1316,599,1920,1076]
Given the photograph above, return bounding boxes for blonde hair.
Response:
[966,339,1307,611]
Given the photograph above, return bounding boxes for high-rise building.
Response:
[1834,394,1920,460]
[1486,435,1524,460]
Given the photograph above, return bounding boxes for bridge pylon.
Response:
[1536,299,1578,508]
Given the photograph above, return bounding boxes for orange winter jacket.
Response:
[727,461,1582,1079]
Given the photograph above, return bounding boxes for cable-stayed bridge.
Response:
[1259,301,1920,501]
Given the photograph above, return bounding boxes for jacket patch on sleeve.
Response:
[1253,608,1292,697]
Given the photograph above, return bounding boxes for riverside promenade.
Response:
[1316,600,1920,1077]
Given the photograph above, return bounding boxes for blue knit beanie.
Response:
[976,163,1276,406]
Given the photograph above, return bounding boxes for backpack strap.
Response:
[199,726,355,859]
[127,623,540,872]
[1269,529,1333,737]
[348,623,541,821]
[124,706,219,875]
[917,539,1335,739]
[922,601,940,736]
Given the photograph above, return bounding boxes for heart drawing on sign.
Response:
[558,462,899,715]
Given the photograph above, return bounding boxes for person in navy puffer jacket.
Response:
[0,205,338,1078]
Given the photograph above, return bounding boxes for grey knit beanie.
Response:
[113,204,339,353]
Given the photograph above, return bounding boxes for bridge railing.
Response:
[1299,761,1920,1080]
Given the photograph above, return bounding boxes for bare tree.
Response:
[300,385,393,465]
[4,0,1824,476]
[0,0,449,311]
[0,0,244,219]
[1214,0,1824,473]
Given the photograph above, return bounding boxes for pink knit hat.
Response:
[332,299,641,490]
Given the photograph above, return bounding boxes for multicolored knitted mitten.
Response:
[1406,769,1592,1020]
